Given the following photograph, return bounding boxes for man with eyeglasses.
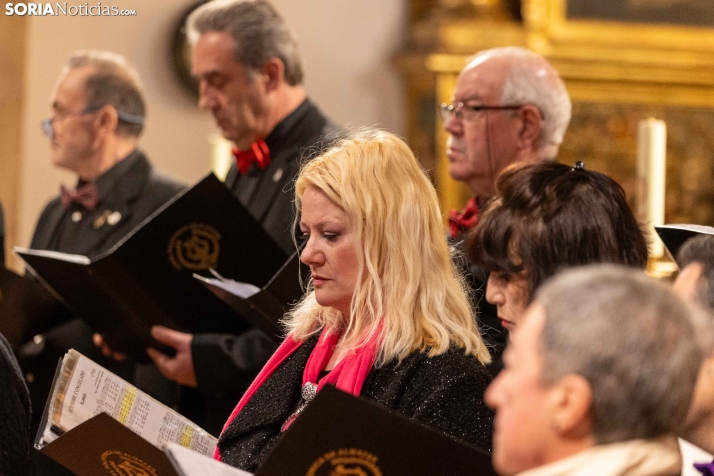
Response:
[19,50,184,436]
[442,46,571,375]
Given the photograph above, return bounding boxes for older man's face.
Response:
[673,263,714,437]
[486,304,559,474]
[193,31,268,150]
[673,262,703,303]
[444,56,525,199]
[48,66,100,173]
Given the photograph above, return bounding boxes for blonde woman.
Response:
[216,130,493,471]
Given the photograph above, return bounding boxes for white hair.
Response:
[474,47,571,153]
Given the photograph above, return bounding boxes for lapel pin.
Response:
[107,211,122,226]
[272,168,283,182]
[71,211,82,222]
[93,210,110,229]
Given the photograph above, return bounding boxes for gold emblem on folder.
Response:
[307,448,382,476]
[168,223,221,271]
[101,450,159,476]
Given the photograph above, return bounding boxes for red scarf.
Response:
[448,198,479,239]
[214,327,380,461]
[232,139,271,175]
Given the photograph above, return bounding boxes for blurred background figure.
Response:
[469,161,647,330]
[441,46,571,373]
[216,130,493,472]
[0,331,30,476]
[18,49,184,436]
[487,265,708,476]
[672,234,714,473]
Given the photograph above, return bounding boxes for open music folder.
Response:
[15,173,291,361]
[35,349,216,475]
[35,348,495,476]
[656,224,714,262]
[195,251,307,340]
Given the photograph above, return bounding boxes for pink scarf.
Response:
[214,327,380,460]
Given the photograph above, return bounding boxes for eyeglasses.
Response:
[439,102,523,123]
[41,107,101,140]
[41,106,145,140]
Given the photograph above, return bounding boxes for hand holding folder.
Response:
[15,174,292,361]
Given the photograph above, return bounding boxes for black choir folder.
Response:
[14,173,297,361]
[256,385,497,476]
[0,266,64,348]
[195,252,307,338]
[656,224,714,263]
[39,386,495,476]
[41,413,181,476]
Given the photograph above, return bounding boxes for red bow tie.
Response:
[448,197,479,239]
[233,139,271,175]
[60,182,99,211]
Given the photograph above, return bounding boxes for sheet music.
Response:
[13,247,91,265]
[166,443,253,476]
[194,269,261,298]
[40,350,216,456]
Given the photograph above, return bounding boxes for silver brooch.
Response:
[301,382,318,402]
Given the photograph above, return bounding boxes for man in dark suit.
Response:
[140,0,338,434]
[19,50,184,434]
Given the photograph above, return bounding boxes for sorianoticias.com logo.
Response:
[5,3,137,16]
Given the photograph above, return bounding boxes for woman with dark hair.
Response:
[469,161,648,330]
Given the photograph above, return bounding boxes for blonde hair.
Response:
[283,129,491,366]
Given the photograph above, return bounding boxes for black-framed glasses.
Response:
[41,106,145,140]
[439,102,523,123]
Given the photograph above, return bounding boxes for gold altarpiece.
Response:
[397,0,714,227]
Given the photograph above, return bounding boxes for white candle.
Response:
[636,118,667,258]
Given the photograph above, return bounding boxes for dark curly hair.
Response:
[468,161,648,302]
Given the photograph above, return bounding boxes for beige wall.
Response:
[15,0,406,251]
[0,14,27,268]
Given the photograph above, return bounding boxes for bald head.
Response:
[466,47,571,152]
[444,47,571,198]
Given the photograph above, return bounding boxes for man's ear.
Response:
[260,57,285,93]
[549,374,592,439]
[517,104,542,150]
[95,105,119,136]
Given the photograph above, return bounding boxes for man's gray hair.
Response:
[65,50,146,137]
[535,264,708,444]
[187,0,303,85]
[678,234,714,313]
[475,46,571,153]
